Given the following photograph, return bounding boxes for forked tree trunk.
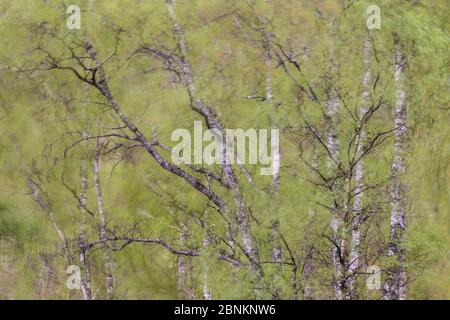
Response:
[166,0,262,279]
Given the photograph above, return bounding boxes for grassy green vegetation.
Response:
[0,0,448,299]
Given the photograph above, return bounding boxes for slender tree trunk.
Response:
[326,88,343,300]
[260,1,280,192]
[27,178,72,263]
[326,89,351,299]
[93,139,114,299]
[79,129,92,300]
[301,250,314,300]
[263,31,274,107]
[259,3,283,294]
[202,231,212,300]
[177,250,187,297]
[263,26,283,293]
[177,226,192,299]
[301,145,318,300]
[384,34,408,300]
[166,0,261,278]
[348,35,372,299]
[269,220,283,299]
[198,211,212,300]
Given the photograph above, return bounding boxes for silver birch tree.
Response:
[384,33,408,300]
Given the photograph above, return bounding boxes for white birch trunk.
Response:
[261,1,280,192]
[260,3,282,291]
[79,129,92,300]
[348,36,372,299]
[384,34,408,300]
[166,0,261,277]
[27,178,72,263]
[202,231,212,300]
[93,140,114,299]
[326,91,343,300]
[177,226,191,298]
[269,221,283,298]
[177,231,187,297]
[302,253,313,300]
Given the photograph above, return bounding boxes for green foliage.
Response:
[0,0,448,299]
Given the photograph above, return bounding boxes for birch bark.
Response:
[27,178,71,263]
[326,88,343,300]
[258,3,283,293]
[177,228,189,298]
[384,34,408,300]
[79,128,92,300]
[93,140,114,299]
[260,0,280,192]
[166,0,261,277]
[202,231,212,300]
[348,35,372,299]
